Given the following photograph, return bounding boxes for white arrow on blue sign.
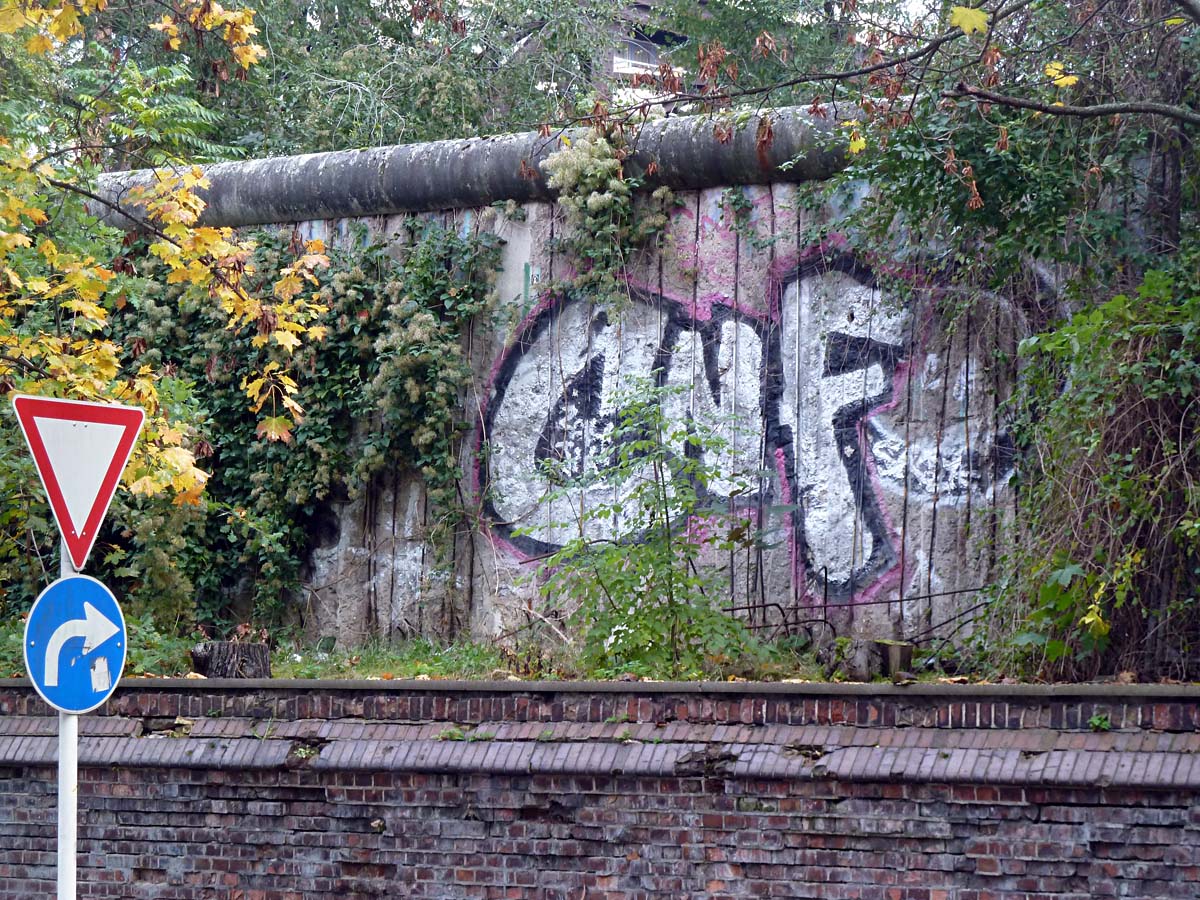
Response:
[24,575,127,714]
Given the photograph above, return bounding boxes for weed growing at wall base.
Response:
[526,378,770,679]
[272,638,506,680]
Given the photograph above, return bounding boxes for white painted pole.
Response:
[58,709,77,899]
[58,541,77,900]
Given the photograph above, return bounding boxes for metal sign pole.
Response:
[58,711,77,899]
[58,541,77,900]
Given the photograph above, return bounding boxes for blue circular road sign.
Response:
[24,575,127,714]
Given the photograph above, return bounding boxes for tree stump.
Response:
[190,641,271,678]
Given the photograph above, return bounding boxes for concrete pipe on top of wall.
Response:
[89,107,848,228]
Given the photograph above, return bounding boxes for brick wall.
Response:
[0,680,1197,898]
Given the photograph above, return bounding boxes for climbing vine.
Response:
[541,129,673,307]
[992,255,1200,680]
[103,219,501,630]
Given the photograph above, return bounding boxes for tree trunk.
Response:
[190,641,271,678]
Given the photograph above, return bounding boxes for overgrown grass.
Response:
[271,638,508,680]
[0,616,948,683]
[0,611,198,678]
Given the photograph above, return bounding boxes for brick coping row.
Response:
[3,677,1196,697]
[1,680,1198,732]
[2,722,1198,788]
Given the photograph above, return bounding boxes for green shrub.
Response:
[529,378,770,679]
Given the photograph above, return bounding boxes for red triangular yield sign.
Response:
[11,395,145,571]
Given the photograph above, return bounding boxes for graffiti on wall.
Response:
[478,245,1015,606]
[481,285,768,555]
[769,252,910,603]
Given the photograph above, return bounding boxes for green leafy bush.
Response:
[111,219,501,629]
[991,254,1200,679]
[0,611,198,679]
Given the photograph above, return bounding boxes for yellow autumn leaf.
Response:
[256,415,293,443]
[0,232,32,251]
[184,259,212,285]
[1080,602,1110,638]
[1165,17,1186,26]
[86,352,119,380]
[271,329,302,352]
[160,445,196,473]
[242,375,266,400]
[25,32,53,54]
[182,166,209,189]
[0,5,29,33]
[232,42,266,69]
[63,297,107,321]
[129,474,161,497]
[273,272,303,301]
[948,5,988,35]
[48,4,81,40]
[848,131,866,155]
[280,394,304,418]
[173,480,207,506]
[1045,62,1078,88]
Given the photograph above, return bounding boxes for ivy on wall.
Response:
[90,219,502,631]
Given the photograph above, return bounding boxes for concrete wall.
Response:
[0,681,1197,897]
[99,110,1023,646]
[294,189,1020,646]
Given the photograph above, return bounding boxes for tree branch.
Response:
[0,354,54,379]
[44,176,175,242]
[945,82,1200,127]
[587,0,1042,124]
[41,174,264,313]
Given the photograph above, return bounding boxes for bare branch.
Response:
[44,176,173,242]
[0,354,53,379]
[558,0,1042,126]
[945,82,1200,127]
